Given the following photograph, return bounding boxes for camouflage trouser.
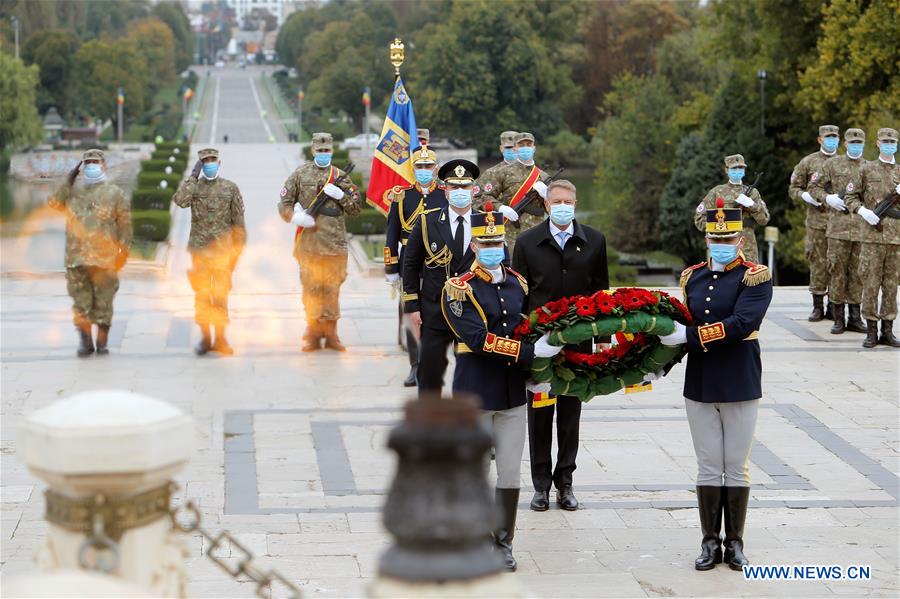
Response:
[66,266,119,327]
[859,242,900,321]
[188,250,233,327]
[826,238,863,305]
[299,252,348,322]
[805,227,829,295]
[740,229,760,263]
[506,212,545,257]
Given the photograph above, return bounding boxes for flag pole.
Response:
[390,38,404,84]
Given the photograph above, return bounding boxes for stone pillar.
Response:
[11,390,194,597]
[371,394,520,597]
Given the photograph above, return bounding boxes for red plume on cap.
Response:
[715,198,725,208]
[484,201,494,212]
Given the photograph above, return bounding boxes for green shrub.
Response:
[155,142,190,154]
[131,188,173,211]
[346,209,387,236]
[132,209,172,241]
[349,172,363,188]
[141,158,187,173]
[150,150,189,164]
[137,172,182,188]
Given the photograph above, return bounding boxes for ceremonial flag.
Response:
[366,76,420,215]
[117,87,125,106]
[362,87,370,107]
[183,87,194,101]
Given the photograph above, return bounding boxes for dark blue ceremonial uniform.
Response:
[441,264,535,410]
[681,258,774,403]
[383,183,447,275]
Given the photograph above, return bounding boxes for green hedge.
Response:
[155,142,189,153]
[346,209,387,236]
[141,158,187,173]
[132,209,172,242]
[132,188,173,211]
[137,172,182,188]
[150,150,189,164]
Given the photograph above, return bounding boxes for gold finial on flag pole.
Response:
[390,38,405,76]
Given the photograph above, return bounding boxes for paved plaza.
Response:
[2,68,898,597]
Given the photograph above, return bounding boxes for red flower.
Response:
[575,297,597,317]
[668,296,693,325]
[593,292,617,314]
[513,318,531,339]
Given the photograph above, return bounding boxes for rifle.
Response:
[873,190,900,220]
[741,172,764,197]
[307,162,355,219]
[511,165,565,228]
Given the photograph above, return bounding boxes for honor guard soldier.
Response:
[441,205,562,571]
[49,149,132,357]
[808,128,868,334]
[278,132,361,352]
[402,159,479,394]
[417,128,430,148]
[475,130,518,208]
[694,154,769,263]
[844,127,900,348]
[173,148,247,355]
[790,125,841,321]
[661,199,773,572]
[384,146,447,386]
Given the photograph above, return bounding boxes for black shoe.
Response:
[403,365,417,387]
[723,487,750,571]
[808,294,825,322]
[879,320,900,347]
[694,486,723,571]
[530,490,549,511]
[556,485,578,511]
[829,304,845,335]
[494,488,520,572]
[824,300,833,321]
[76,325,94,358]
[846,305,867,333]
[195,325,212,356]
[863,319,879,348]
[96,325,110,355]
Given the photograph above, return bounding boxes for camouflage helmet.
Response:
[82,149,105,162]
[416,128,430,143]
[724,154,747,168]
[515,132,535,145]
[197,148,219,160]
[818,125,839,137]
[500,131,519,147]
[844,128,865,142]
[311,132,334,151]
[877,128,898,142]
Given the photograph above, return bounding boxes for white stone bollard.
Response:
[14,390,194,597]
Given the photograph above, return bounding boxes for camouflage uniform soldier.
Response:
[844,127,900,349]
[808,128,868,334]
[475,130,518,208]
[278,132,361,351]
[48,149,131,357]
[417,128,430,148]
[694,154,769,263]
[789,125,841,321]
[476,132,549,254]
[173,148,246,356]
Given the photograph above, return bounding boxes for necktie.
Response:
[557,231,570,249]
[453,215,465,257]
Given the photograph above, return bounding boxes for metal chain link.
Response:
[171,501,301,599]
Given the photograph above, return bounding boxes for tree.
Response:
[0,53,43,152]
[21,29,80,117]
[126,18,177,93]
[73,38,149,124]
[152,1,193,71]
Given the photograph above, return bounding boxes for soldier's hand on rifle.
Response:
[498,204,519,222]
[291,203,315,228]
[323,183,345,200]
[825,194,846,212]
[66,161,83,186]
[191,160,202,179]
[735,193,755,207]
[858,207,880,226]
[801,191,821,207]
[533,181,548,199]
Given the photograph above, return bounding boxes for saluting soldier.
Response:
[49,149,132,357]
[475,130,518,208]
[661,199,773,572]
[278,132,361,352]
[384,146,447,386]
[694,154,769,263]
[402,159,479,394]
[789,125,841,321]
[844,127,900,348]
[441,205,561,571]
[808,128,868,334]
[173,148,246,355]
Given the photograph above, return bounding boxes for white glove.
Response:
[658,322,687,346]
[533,332,562,358]
[323,183,345,200]
[385,273,400,284]
[735,193,754,207]
[498,204,519,222]
[896,183,900,195]
[825,194,846,211]
[642,370,665,382]
[533,181,548,199]
[526,381,552,394]
[291,204,315,228]
[858,207,880,226]
[801,191,821,207]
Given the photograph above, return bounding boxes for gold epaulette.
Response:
[444,272,475,302]
[389,184,409,203]
[742,261,771,286]
[506,266,529,295]
[680,262,706,288]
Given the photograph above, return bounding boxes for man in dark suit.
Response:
[512,179,610,511]
[402,159,479,395]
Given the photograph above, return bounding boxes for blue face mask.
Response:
[502,148,517,162]
[477,246,505,269]
[83,164,103,181]
[549,203,575,226]
[846,142,864,159]
[202,163,219,178]
[822,137,839,153]
[414,168,434,186]
[448,188,472,209]
[709,243,739,265]
[880,143,897,157]
[517,146,535,162]
[727,168,745,184]
[314,152,332,167]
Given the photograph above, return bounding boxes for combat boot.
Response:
[829,304,845,335]
[879,320,900,348]
[404,328,418,387]
[723,486,750,571]
[195,325,212,355]
[302,322,321,352]
[323,321,346,352]
[494,488,520,572]
[96,325,110,355]
[808,294,825,322]
[213,325,234,355]
[695,486,723,570]
[846,304,867,333]
[76,324,94,358]
[824,299,833,321]
[862,320,879,349]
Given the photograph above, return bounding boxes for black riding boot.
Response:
[96,325,110,355]
[879,320,900,347]
[494,488,520,572]
[846,304,867,333]
[404,328,418,387]
[829,304,845,334]
[76,323,94,358]
[695,486,723,570]
[723,486,750,571]
[808,294,825,322]
[862,319,879,348]
[195,324,212,355]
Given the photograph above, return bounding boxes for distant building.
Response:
[43,107,65,143]
[225,0,311,27]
